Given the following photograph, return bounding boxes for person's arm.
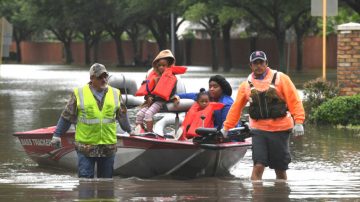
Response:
[51,92,77,147]
[117,97,132,133]
[53,92,77,137]
[177,92,197,100]
[278,73,305,124]
[223,82,248,131]
[220,102,232,127]
[53,117,72,137]
[212,97,232,129]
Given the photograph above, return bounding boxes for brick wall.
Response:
[10,36,338,70]
[337,23,360,96]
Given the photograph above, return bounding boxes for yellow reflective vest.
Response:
[74,84,120,144]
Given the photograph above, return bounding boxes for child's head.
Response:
[152,49,175,75]
[155,58,173,74]
[196,88,209,109]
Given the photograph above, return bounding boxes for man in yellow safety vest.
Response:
[51,63,132,178]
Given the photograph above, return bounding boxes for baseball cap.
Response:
[89,63,108,77]
[249,51,267,62]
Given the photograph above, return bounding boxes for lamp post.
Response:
[171,12,175,55]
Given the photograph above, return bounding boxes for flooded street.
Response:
[1,64,360,201]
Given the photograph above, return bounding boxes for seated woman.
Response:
[175,75,233,129]
[178,88,224,141]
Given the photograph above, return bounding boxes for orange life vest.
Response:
[179,102,224,140]
[135,66,187,101]
[135,70,158,97]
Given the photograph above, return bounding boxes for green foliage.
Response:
[312,94,360,126]
[182,31,195,39]
[218,6,243,25]
[303,78,339,122]
[317,6,360,35]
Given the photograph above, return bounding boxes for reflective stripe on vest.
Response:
[77,86,119,124]
[77,117,116,124]
[74,84,120,144]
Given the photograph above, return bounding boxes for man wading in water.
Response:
[222,51,305,180]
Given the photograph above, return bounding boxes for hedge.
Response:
[312,94,360,126]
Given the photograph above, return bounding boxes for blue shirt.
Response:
[177,92,234,129]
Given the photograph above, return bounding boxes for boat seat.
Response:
[161,99,194,113]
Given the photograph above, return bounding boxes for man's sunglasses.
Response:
[96,74,109,80]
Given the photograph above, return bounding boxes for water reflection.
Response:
[252,181,291,202]
[77,180,115,200]
[1,64,360,201]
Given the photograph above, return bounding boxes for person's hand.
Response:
[128,130,136,136]
[146,96,154,105]
[172,95,180,105]
[292,124,304,137]
[220,128,228,138]
[51,136,62,148]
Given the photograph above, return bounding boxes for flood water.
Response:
[1,64,360,201]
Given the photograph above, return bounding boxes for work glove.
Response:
[292,124,304,137]
[51,136,62,148]
[220,128,228,138]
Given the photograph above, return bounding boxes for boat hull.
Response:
[14,126,251,178]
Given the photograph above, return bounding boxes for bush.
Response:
[303,78,339,123]
[312,94,360,126]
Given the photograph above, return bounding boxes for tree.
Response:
[29,0,77,64]
[126,23,149,66]
[343,0,360,14]
[218,5,244,72]
[129,0,171,51]
[323,5,360,34]
[129,0,185,62]
[71,0,107,65]
[103,0,132,67]
[184,1,221,71]
[293,13,318,71]
[231,0,309,72]
[0,0,37,63]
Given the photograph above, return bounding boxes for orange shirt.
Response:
[223,68,305,132]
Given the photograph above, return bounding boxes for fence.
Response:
[10,35,337,70]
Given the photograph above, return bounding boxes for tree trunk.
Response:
[114,37,125,67]
[15,40,22,63]
[128,35,140,66]
[174,36,183,65]
[93,40,99,62]
[147,21,168,51]
[210,33,219,72]
[13,30,22,63]
[184,39,192,65]
[63,41,73,64]
[157,36,167,51]
[250,37,257,53]
[276,33,286,72]
[222,21,233,72]
[295,34,303,72]
[84,34,91,65]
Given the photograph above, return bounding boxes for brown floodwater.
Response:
[0,64,359,201]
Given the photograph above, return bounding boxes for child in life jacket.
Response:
[134,49,186,133]
[178,88,224,140]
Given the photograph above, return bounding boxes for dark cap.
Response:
[250,51,267,62]
[209,75,232,96]
[89,63,108,77]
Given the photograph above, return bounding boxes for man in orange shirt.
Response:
[222,51,305,180]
